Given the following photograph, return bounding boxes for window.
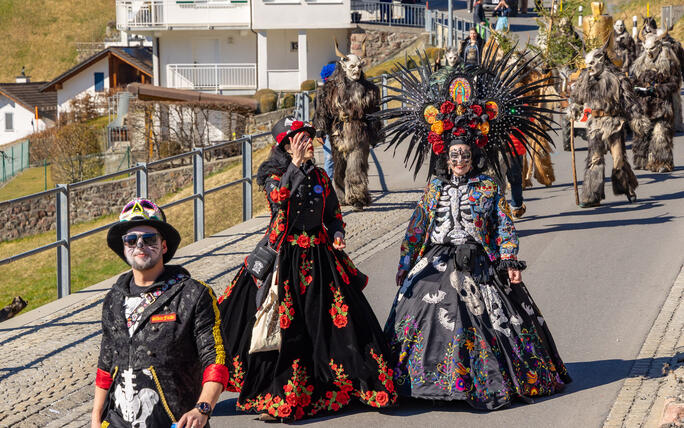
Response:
[5,112,13,131]
[94,72,105,92]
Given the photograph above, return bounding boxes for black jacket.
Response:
[97,265,227,426]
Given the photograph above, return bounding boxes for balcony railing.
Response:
[167,63,257,91]
[116,0,250,30]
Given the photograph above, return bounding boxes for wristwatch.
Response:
[195,402,212,417]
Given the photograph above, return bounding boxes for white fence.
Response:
[116,0,250,30]
[166,63,258,92]
[351,0,427,27]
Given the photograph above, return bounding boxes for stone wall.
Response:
[0,108,294,242]
[355,26,427,68]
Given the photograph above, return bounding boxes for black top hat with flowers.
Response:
[271,116,316,149]
[107,198,181,264]
[374,48,557,180]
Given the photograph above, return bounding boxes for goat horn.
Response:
[657,28,669,41]
[334,37,346,59]
[362,39,367,58]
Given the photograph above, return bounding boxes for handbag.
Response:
[245,244,278,280]
[249,267,282,353]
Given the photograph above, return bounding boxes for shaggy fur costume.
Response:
[314,67,380,209]
[614,29,637,73]
[630,42,681,172]
[571,66,639,204]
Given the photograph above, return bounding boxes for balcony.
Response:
[166,63,257,92]
[116,0,250,31]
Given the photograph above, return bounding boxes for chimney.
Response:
[16,66,30,83]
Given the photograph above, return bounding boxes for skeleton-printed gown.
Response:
[384,174,571,409]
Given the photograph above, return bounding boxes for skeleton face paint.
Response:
[449,144,473,176]
[614,20,625,34]
[123,226,165,271]
[341,54,362,81]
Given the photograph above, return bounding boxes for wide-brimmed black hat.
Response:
[271,116,316,149]
[107,198,181,264]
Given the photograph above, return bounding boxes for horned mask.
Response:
[585,48,606,78]
[335,38,364,81]
[445,48,460,67]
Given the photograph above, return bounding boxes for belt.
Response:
[591,110,615,118]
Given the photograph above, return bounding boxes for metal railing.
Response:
[429,9,490,48]
[167,63,258,92]
[0,133,264,297]
[351,0,427,27]
[116,0,249,30]
[1,140,30,183]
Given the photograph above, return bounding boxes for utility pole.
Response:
[448,0,453,47]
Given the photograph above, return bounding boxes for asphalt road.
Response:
[209,112,684,427]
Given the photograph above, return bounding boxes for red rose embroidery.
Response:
[278,404,292,417]
[468,119,479,128]
[432,141,445,155]
[290,120,304,131]
[280,316,291,329]
[333,314,348,328]
[376,391,389,406]
[442,119,454,131]
[386,381,395,393]
[276,132,288,143]
[453,127,466,136]
[277,223,285,232]
[297,235,310,248]
[269,189,281,202]
[440,101,455,114]
[470,104,483,115]
[476,135,488,148]
[279,187,290,200]
[427,131,442,145]
[269,230,278,244]
[286,394,298,407]
[337,391,350,405]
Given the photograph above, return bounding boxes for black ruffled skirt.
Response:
[385,244,571,410]
[218,227,397,420]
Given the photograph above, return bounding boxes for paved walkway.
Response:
[0,186,421,427]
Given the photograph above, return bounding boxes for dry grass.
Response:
[0,164,54,202]
[0,146,272,312]
[0,0,113,82]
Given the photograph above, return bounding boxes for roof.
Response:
[127,83,258,112]
[0,82,57,121]
[41,46,153,92]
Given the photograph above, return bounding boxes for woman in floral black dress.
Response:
[218,116,396,421]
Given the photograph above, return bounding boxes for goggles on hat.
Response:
[119,198,164,222]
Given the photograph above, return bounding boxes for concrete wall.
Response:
[57,57,110,114]
[0,96,48,147]
[306,28,349,83]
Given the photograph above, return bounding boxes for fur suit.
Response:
[630,38,681,172]
[614,28,637,73]
[571,55,639,205]
[314,66,380,209]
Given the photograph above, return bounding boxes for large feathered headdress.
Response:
[374,46,559,180]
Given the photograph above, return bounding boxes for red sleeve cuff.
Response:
[96,368,113,389]
[203,364,229,390]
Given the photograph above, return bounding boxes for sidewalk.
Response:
[603,264,684,428]
[0,188,421,427]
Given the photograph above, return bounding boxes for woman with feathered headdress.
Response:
[376,48,572,408]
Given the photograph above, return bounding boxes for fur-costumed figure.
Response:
[657,29,684,132]
[635,17,658,56]
[314,44,380,210]
[613,20,637,73]
[570,45,639,207]
[630,32,682,173]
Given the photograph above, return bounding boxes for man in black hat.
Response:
[91,198,228,428]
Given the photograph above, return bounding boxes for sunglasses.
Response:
[122,233,160,248]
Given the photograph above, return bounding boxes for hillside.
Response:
[608,0,684,41]
[0,0,114,82]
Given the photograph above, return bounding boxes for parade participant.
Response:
[569,45,639,207]
[375,50,571,409]
[472,0,487,38]
[432,48,464,89]
[631,31,681,173]
[314,42,380,211]
[493,0,511,32]
[460,28,483,65]
[217,116,396,421]
[93,198,227,428]
[613,20,637,73]
[319,61,337,178]
[635,16,657,55]
[657,29,684,132]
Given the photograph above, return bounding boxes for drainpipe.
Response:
[250,1,259,91]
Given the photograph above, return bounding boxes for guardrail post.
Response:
[242,136,253,221]
[193,149,205,242]
[56,184,71,298]
[136,162,148,198]
[304,92,310,122]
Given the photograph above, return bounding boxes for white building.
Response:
[41,47,152,116]
[0,78,57,147]
[115,0,353,93]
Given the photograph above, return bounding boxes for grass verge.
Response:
[0,146,272,312]
[0,164,54,202]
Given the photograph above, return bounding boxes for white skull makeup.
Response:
[340,54,363,81]
[449,146,472,164]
